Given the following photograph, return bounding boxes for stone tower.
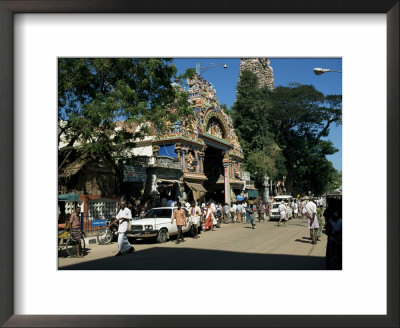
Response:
[239,58,274,90]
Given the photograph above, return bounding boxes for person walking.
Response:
[69,207,83,258]
[252,203,258,222]
[230,203,237,223]
[265,203,270,220]
[237,202,243,223]
[216,203,223,226]
[305,200,319,244]
[171,202,187,244]
[223,203,230,223]
[111,200,134,256]
[245,204,251,223]
[203,203,215,231]
[210,200,216,214]
[302,200,307,218]
[242,202,246,222]
[293,200,299,218]
[190,201,202,239]
[278,201,287,227]
[247,204,256,229]
[257,201,265,222]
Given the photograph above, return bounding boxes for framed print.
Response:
[1,0,398,327]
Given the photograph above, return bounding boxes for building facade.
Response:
[124,73,245,205]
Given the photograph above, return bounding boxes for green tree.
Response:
[232,70,342,195]
[231,71,285,183]
[268,85,341,195]
[325,170,342,193]
[58,58,193,172]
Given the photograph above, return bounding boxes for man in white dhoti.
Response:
[111,200,134,256]
[305,200,319,244]
[278,201,287,227]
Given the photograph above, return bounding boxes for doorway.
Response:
[203,146,225,203]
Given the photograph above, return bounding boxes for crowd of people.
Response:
[59,193,341,270]
[123,196,329,238]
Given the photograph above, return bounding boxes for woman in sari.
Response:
[204,203,215,231]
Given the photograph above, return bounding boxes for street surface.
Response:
[59,217,327,270]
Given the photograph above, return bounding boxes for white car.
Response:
[128,207,199,243]
[269,204,293,220]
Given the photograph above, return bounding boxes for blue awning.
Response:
[58,193,79,202]
[236,195,245,201]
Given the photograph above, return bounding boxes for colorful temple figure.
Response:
[206,118,223,138]
[186,151,196,173]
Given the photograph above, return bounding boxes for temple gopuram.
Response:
[239,58,274,90]
[141,73,244,205]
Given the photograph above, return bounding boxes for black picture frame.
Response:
[1,1,398,327]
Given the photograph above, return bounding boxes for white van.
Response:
[269,195,293,220]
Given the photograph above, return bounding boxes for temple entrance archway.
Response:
[203,146,225,203]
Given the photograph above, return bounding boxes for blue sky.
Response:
[173,58,342,171]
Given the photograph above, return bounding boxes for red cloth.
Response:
[204,210,213,231]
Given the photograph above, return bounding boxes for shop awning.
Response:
[58,193,79,202]
[185,182,207,193]
[247,190,258,198]
[245,185,257,190]
[230,178,244,184]
[185,182,207,201]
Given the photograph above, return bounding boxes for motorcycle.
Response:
[214,210,223,228]
[96,218,118,245]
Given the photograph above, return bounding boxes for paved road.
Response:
[59,217,327,270]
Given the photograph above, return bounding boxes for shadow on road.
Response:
[294,239,312,244]
[60,247,326,270]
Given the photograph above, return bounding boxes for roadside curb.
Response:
[84,236,97,245]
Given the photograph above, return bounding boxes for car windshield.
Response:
[273,204,280,209]
[144,209,172,218]
[275,198,292,203]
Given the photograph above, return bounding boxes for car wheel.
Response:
[156,229,168,243]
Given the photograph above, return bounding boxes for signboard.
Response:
[242,171,250,181]
[157,169,180,180]
[155,156,181,169]
[248,190,258,198]
[91,220,107,226]
[123,165,147,183]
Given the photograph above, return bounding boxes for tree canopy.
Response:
[231,71,286,184]
[58,58,193,170]
[232,70,342,195]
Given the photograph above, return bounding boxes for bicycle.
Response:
[96,219,118,245]
[58,221,86,258]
